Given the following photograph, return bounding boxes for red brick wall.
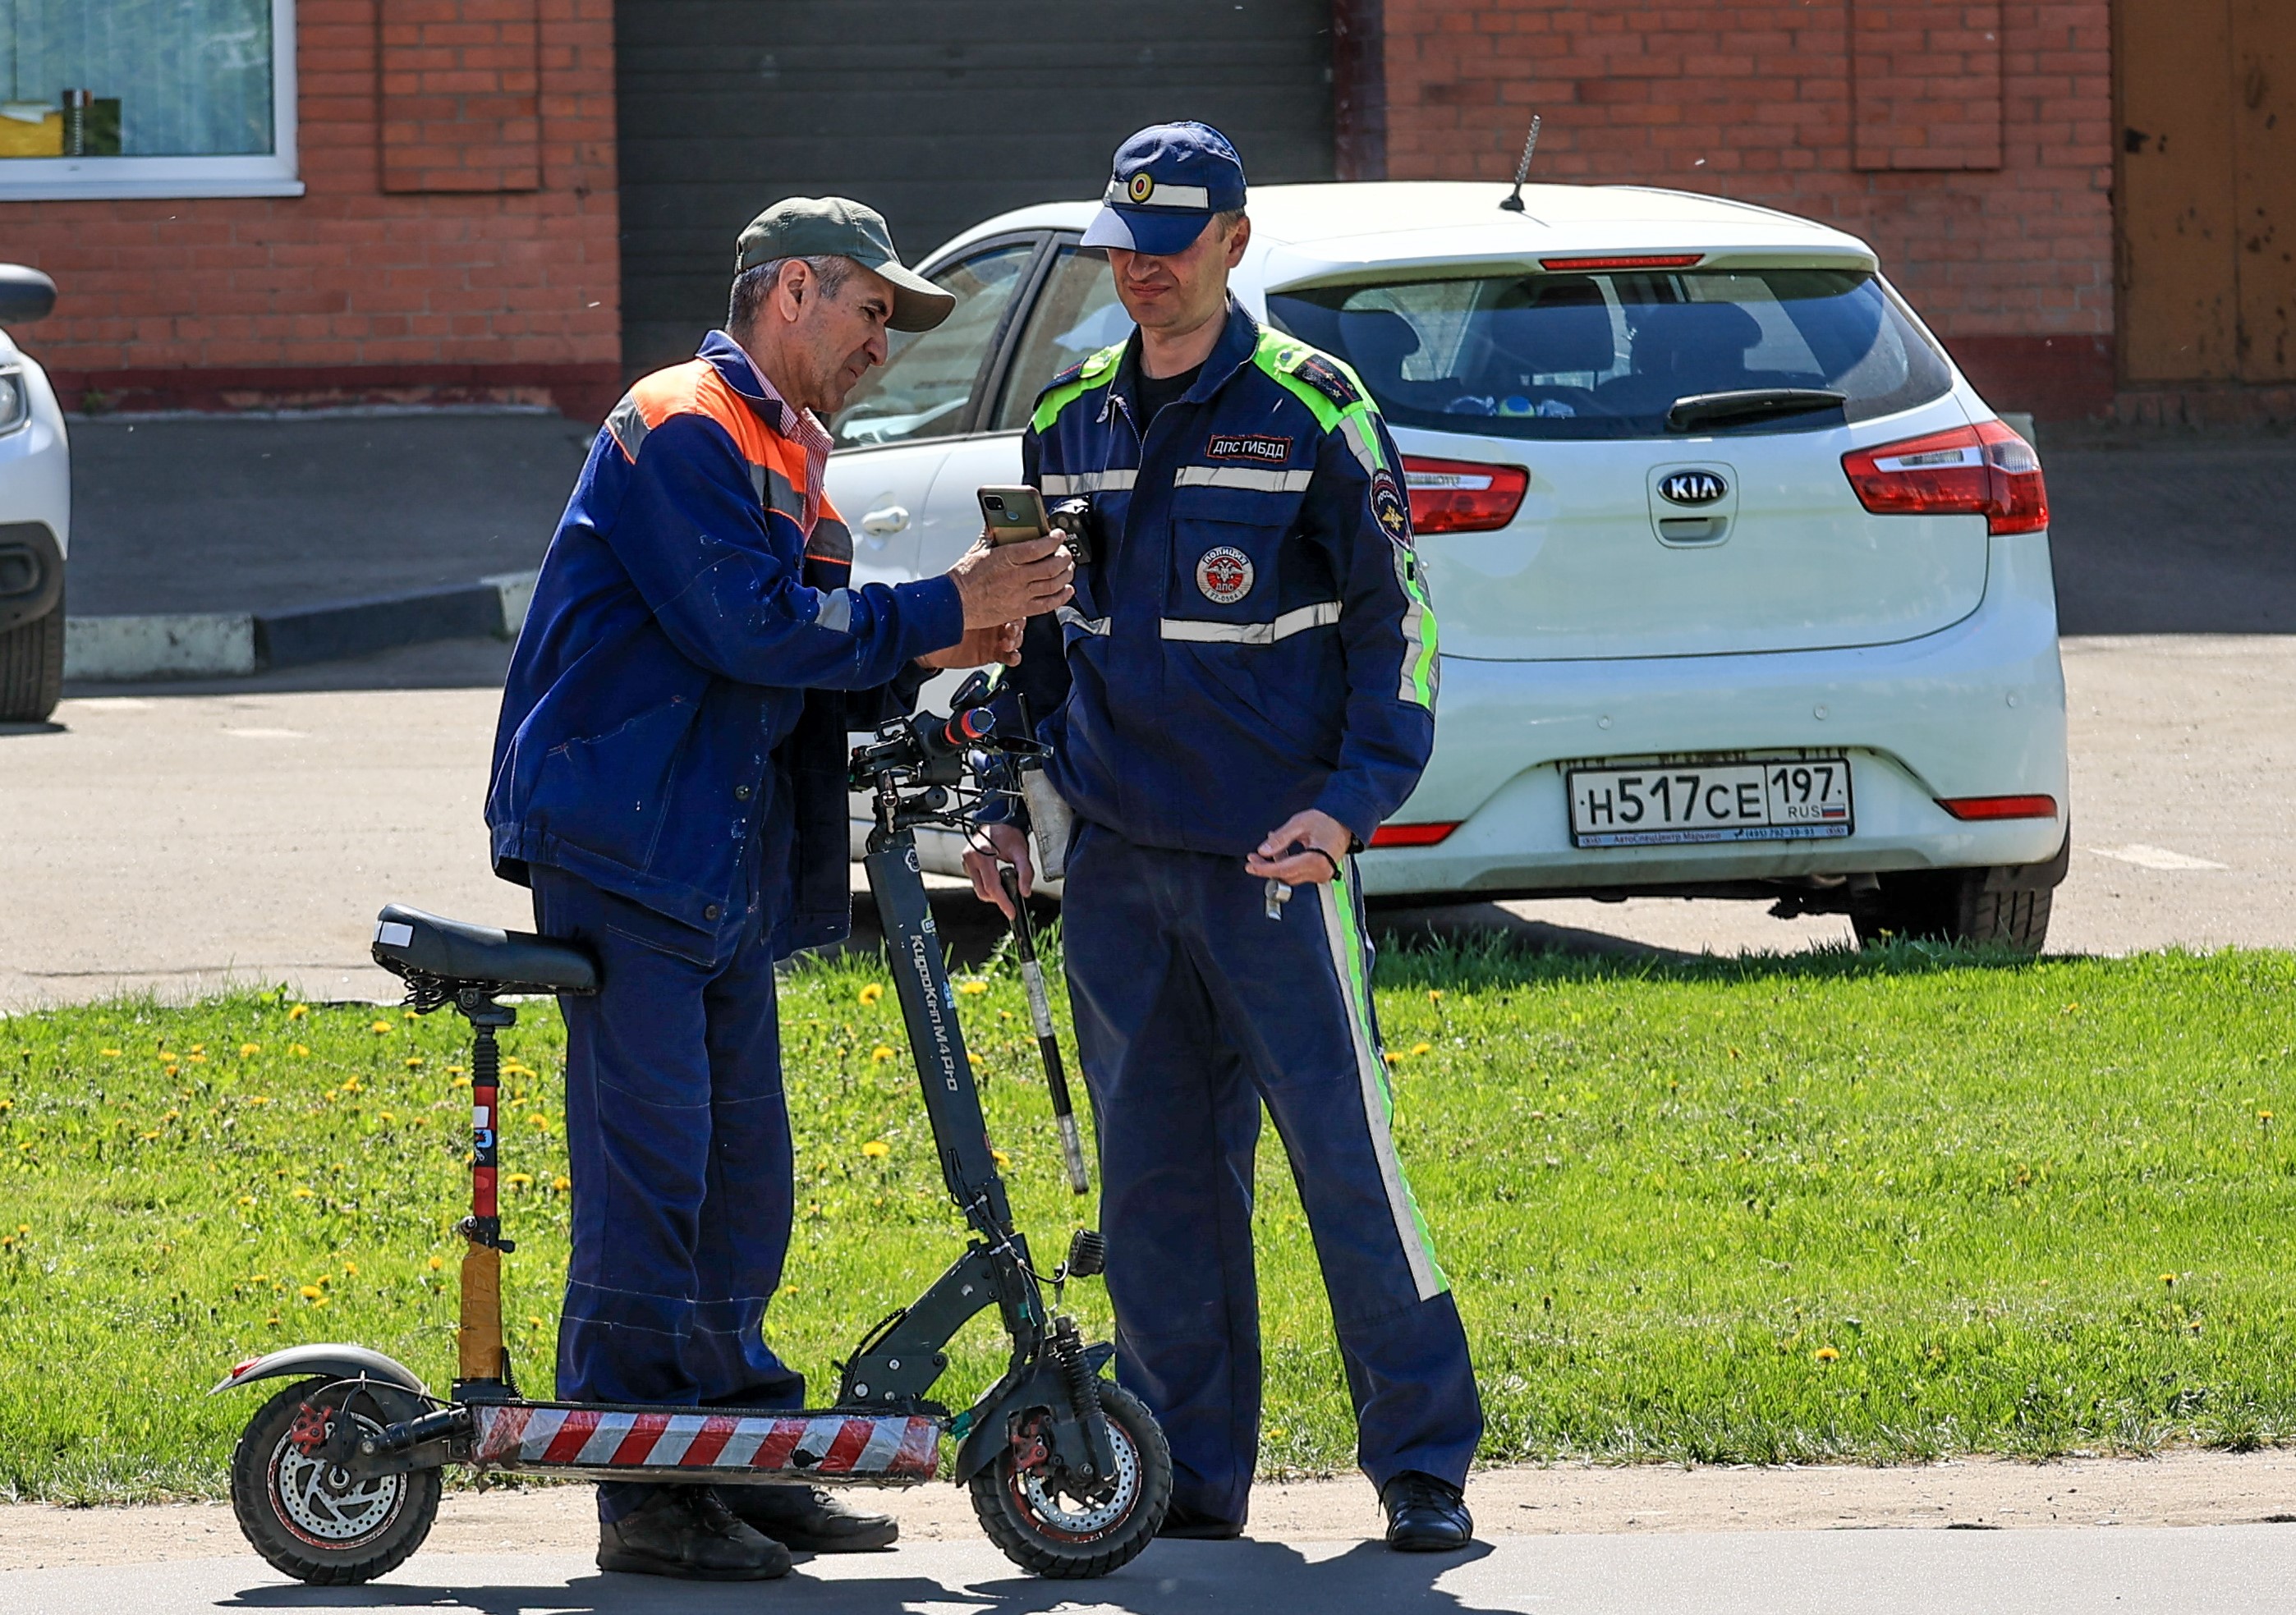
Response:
[7,0,619,420]
[380,0,542,194]
[1379,0,2115,418]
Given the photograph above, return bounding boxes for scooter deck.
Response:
[470,1402,943,1487]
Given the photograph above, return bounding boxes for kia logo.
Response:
[1658,470,1728,507]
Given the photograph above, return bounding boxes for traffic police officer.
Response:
[964,124,1481,1550]
[490,197,1071,1581]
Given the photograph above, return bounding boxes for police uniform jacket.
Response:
[1012,301,1440,853]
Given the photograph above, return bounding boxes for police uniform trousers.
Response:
[531,864,806,1522]
[1062,821,1483,1527]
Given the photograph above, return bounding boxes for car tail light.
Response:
[1538,253,1705,272]
[1370,821,1458,847]
[1403,457,1529,535]
[1841,419,2048,535]
[1936,795,2059,821]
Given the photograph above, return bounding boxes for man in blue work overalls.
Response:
[964,124,1481,1551]
[490,198,1072,1581]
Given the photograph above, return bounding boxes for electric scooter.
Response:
[211,685,1171,1584]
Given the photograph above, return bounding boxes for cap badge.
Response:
[1196,545,1255,604]
[1127,172,1156,204]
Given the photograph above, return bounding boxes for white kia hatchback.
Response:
[824,182,2069,950]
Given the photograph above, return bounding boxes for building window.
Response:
[0,0,298,200]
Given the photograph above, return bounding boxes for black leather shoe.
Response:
[1156,1505,1244,1540]
[718,1483,899,1553]
[1380,1472,1473,1553]
[596,1486,792,1580]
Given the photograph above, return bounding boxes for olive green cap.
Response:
[734,196,953,332]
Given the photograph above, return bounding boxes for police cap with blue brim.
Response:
[736,196,955,332]
[1080,122,1247,256]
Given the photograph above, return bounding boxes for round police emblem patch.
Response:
[1370,467,1412,545]
[1196,545,1254,604]
[1127,172,1155,203]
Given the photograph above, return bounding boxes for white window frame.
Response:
[0,0,301,201]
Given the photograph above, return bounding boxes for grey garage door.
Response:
[615,0,1336,374]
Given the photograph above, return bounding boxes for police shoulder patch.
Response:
[1046,357,1087,390]
[1288,352,1362,411]
[1370,466,1413,548]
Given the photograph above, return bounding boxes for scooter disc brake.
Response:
[1008,1415,1141,1539]
[271,1406,403,1543]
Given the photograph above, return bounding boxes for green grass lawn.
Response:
[3,941,2293,1502]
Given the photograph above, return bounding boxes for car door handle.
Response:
[860,505,910,536]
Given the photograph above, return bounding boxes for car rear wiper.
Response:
[1665,388,1848,433]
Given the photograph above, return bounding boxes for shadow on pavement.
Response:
[217,1539,1507,1614]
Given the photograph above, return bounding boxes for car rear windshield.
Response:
[1265,268,1954,440]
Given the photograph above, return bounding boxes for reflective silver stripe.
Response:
[1159,601,1339,645]
[1317,876,1443,1302]
[1104,180,1211,209]
[606,395,649,462]
[815,588,854,635]
[1338,411,1384,477]
[1057,606,1109,636]
[1041,469,1137,496]
[1172,465,1315,493]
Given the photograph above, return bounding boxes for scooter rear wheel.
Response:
[229,1376,441,1585]
[969,1379,1171,1577]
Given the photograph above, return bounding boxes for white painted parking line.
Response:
[2083,844,2229,872]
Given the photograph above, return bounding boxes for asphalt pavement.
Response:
[11,1526,2296,1614]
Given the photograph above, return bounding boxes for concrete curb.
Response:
[63,570,536,681]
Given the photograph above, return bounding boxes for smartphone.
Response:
[978,484,1051,546]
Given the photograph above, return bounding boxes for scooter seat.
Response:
[372,904,598,994]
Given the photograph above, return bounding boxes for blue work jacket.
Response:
[1008,302,1440,855]
[488,332,963,955]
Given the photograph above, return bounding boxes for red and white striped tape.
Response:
[471,1405,939,1480]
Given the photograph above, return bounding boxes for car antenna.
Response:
[1498,115,1541,212]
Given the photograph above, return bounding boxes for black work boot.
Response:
[719,1483,899,1553]
[1380,1471,1474,1553]
[596,1486,793,1580]
[1155,1504,1244,1541]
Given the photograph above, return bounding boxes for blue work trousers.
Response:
[1062,823,1482,1527]
[530,865,804,1521]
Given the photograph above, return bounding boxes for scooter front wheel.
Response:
[229,1377,442,1585]
[969,1379,1172,1578]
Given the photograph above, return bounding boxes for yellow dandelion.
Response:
[290,1044,310,1058]
[861,1140,890,1158]
[250,1273,268,1282]
[405,1056,425,1069]
[99,1048,122,1058]
[528,1315,545,1328]
[870,1044,896,1062]
[378,1111,395,1124]
[265,1316,281,1327]
[238,1043,261,1058]
[237,1195,255,1206]
[530,1113,550,1131]
[993,1149,1012,1168]
[186,1052,207,1064]
[552,1175,571,1191]
[507,1172,535,1188]
[190,1044,204,1055]
[298,1285,322,1300]
[450,1076,471,1090]
[1426,989,1444,1002]
[957,980,988,996]
[2261,1111,2275,1124]
[1383,1052,1401,1067]
[1814,1346,1840,1362]
[427,1255,443,1271]
[370,1021,392,1035]
[312,1296,329,1308]
[247,1095,271,1105]
[342,1263,358,1277]
[444,1064,464,1076]
[292,1186,315,1199]
[967,1051,985,1067]
[1410,1041,1433,1057]
[341,1076,363,1093]
[858,984,884,1006]
[287,1003,309,1021]
[2161,1273,2177,1287]
[138,1130,160,1140]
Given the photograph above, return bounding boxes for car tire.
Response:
[1853,869,2052,954]
[0,586,62,723]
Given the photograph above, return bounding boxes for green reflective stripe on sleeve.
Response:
[1030,342,1126,434]
[1396,548,1439,709]
[1319,867,1448,1301]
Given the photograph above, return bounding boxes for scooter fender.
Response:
[953,1342,1116,1484]
[209,1342,429,1398]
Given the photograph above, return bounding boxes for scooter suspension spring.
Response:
[1050,1316,1100,1428]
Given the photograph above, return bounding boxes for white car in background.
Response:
[0,264,67,723]
[824,183,2068,951]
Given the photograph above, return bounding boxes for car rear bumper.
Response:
[1358,531,2068,899]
